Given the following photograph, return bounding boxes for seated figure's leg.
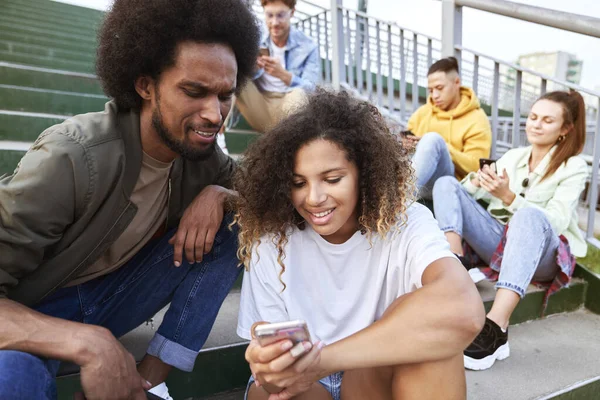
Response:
[0,350,60,400]
[412,132,455,199]
[70,213,240,375]
[146,213,241,372]
[432,176,504,262]
[465,208,561,371]
[495,207,560,298]
[234,81,274,133]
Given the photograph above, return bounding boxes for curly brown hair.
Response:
[96,0,260,110]
[233,89,415,282]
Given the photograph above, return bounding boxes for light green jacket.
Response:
[462,145,589,257]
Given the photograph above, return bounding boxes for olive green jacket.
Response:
[0,101,235,306]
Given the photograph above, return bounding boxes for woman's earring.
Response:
[558,135,566,142]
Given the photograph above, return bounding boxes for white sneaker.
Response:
[469,267,487,284]
[148,382,174,400]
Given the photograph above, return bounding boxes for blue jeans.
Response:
[412,132,455,199]
[433,177,559,297]
[0,213,241,400]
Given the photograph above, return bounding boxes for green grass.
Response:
[577,244,600,275]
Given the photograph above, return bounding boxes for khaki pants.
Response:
[232,81,306,133]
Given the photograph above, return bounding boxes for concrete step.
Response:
[0,21,96,45]
[0,14,99,38]
[0,84,107,115]
[2,0,104,24]
[0,31,96,54]
[0,62,102,94]
[467,310,600,399]
[0,40,95,63]
[0,110,67,142]
[0,50,95,73]
[0,6,101,32]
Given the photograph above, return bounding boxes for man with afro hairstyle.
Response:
[0,0,259,399]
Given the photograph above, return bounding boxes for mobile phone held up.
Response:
[259,46,270,57]
[255,320,311,347]
[479,158,497,173]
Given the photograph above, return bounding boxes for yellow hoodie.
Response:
[407,87,492,180]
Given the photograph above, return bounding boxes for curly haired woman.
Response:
[234,89,485,400]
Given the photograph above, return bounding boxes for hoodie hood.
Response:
[428,86,481,120]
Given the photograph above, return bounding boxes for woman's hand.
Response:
[478,166,516,205]
[245,337,323,394]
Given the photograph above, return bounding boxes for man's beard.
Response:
[151,103,217,162]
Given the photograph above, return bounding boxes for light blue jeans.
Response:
[0,213,241,400]
[412,132,455,199]
[432,176,560,297]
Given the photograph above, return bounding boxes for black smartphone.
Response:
[479,158,497,172]
[259,46,270,57]
[147,391,164,400]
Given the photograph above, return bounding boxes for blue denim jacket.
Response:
[254,27,320,91]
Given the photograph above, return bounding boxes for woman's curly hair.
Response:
[96,0,260,110]
[233,89,415,283]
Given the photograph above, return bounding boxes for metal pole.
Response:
[387,24,394,115]
[330,0,345,90]
[442,0,462,60]
[365,19,372,98]
[376,21,383,105]
[412,33,419,112]
[324,12,332,83]
[587,101,600,240]
[399,29,406,121]
[473,54,479,94]
[345,10,353,85]
[511,70,522,147]
[491,62,500,158]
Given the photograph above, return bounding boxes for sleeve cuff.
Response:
[506,192,526,212]
[461,172,479,195]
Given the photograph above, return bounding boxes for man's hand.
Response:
[479,166,516,205]
[257,56,293,86]
[77,327,152,400]
[169,185,230,266]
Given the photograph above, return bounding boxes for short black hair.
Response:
[428,56,459,76]
[96,0,261,110]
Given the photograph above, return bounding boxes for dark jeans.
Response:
[0,213,241,400]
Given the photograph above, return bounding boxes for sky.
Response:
[54,0,600,90]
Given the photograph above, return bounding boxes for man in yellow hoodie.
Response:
[405,57,491,198]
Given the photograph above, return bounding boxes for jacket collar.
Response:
[517,145,557,176]
[118,104,143,199]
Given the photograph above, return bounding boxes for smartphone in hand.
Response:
[259,46,270,57]
[254,320,311,347]
[479,158,497,173]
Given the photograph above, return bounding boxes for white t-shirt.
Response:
[237,203,455,345]
[256,41,289,93]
